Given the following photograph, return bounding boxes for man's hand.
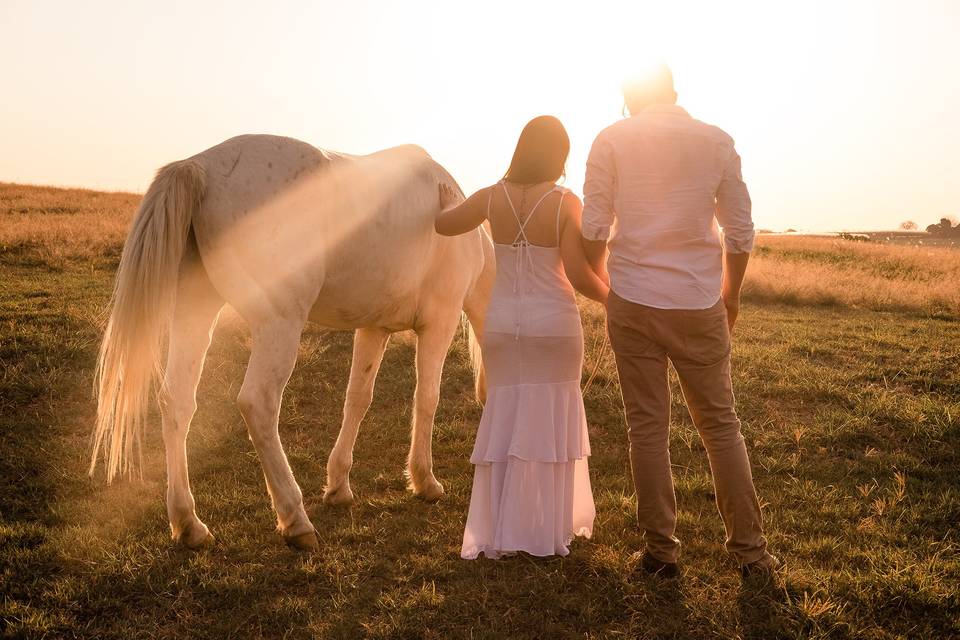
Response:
[721,250,750,335]
[582,238,608,282]
[722,293,740,333]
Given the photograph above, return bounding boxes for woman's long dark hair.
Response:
[503,115,570,184]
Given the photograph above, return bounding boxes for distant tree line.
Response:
[924,218,960,237]
[899,218,960,236]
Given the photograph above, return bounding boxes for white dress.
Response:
[461,182,596,560]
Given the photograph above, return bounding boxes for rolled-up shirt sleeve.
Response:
[715,146,754,253]
[582,134,616,241]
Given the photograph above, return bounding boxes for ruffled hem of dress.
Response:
[461,526,593,560]
[460,457,596,561]
[470,380,591,464]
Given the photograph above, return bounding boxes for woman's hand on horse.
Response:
[438,182,459,210]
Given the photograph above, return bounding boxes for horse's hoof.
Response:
[179,522,214,550]
[323,484,354,506]
[415,479,445,502]
[285,531,319,552]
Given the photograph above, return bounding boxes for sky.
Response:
[1,0,958,231]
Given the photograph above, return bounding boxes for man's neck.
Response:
[629,101,679,116]
[635,103,687,117]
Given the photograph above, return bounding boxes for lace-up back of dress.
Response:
[487,181,565,249]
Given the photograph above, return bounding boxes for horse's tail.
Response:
[464,317,486,404]
[463,224,495,404]
[90,159,207,482]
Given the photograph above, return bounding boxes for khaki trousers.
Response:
[606,291,768,564]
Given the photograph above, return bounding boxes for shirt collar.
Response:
[641,104,690,117]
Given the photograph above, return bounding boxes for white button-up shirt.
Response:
[582,104,754,310]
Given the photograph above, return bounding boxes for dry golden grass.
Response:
[3,182,959,638]
[4,182,958,315]
[747,235,960,315]
[0,182,138,264]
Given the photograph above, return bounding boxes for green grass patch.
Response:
[2,256,958,639]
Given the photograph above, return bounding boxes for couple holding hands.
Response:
[435,65,779,579]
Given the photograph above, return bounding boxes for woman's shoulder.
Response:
[479,182,504,197]
[556,189,583,232]
[466,183,500,206]
[556,186,582,207]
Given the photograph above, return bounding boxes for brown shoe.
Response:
[637,551,680,579]
[740,553,782,579]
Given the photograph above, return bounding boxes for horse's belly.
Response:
[308,288,418,331]
[309,230,431,330]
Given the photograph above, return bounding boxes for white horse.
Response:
[91,134,494,550]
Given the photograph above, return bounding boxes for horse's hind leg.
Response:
[407,313,461,500]
[324,327,391,505]
[160,251,223,549]
[237,315,317,550]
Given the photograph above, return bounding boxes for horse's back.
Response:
[184,135,477,330]
[193,134,342,220]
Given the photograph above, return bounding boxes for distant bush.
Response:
[839,232,870,242]
[900,220,918,230]
[926,218,960,237]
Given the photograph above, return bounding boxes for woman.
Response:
[435,116,609,559]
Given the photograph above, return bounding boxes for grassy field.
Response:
[2,182,958,639]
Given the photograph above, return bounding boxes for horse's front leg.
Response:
[407,314,461,500]
[324,327,391,505]
[237,315,317,550]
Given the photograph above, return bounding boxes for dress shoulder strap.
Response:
[498,180,520,221]
[555,187,567,245]
[525,186,559,222]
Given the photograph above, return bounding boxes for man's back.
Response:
[587,73,777,577]
[582,104,754,310]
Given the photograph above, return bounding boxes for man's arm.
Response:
[582,239,608,283]
[580,134,616,283]
[715,144,754,332]
[721,251,749,331]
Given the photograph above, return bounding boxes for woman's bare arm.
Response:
[434,183,489,236]
[559,195,610,304]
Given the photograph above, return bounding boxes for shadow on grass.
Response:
[631,574,692,638]
[737,574,791,639]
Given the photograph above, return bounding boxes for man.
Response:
[581,64,779,578]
